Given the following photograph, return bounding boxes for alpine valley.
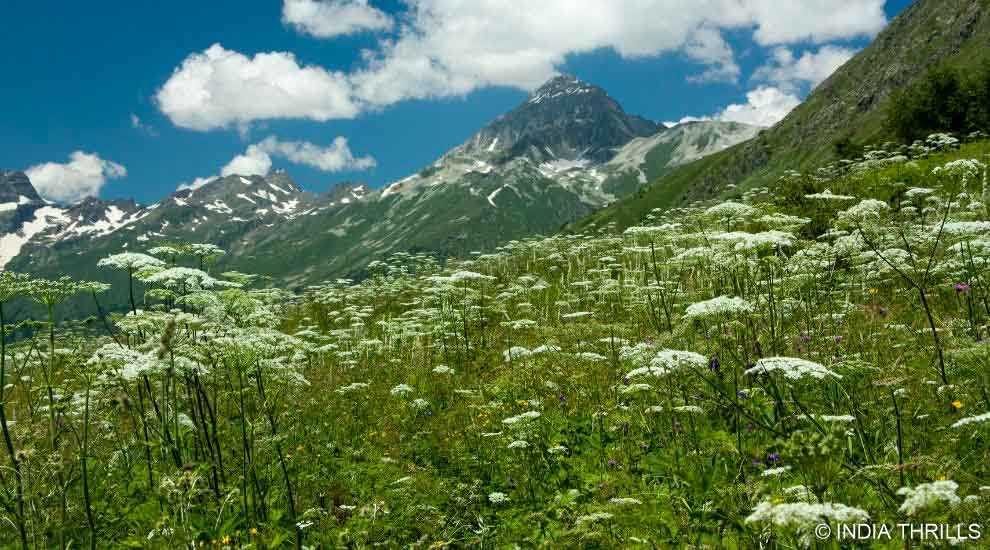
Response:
[1,75,758,300]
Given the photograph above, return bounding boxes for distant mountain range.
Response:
[6,0,987,318]
[1,74,757,298]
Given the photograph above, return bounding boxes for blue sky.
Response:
[1,0,913,204]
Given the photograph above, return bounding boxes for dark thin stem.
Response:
[0,302,29,550]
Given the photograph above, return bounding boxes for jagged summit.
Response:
[460,74,659,164]
[0,170,42,203]
[527,73,597,103]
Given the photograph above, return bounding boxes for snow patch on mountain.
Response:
[608,121,761,174]
[0,206,68,267]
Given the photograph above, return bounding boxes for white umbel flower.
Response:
[952,412,990,428]
[745,501,869,543]
[897,481,961,515]
[745,357,841,380]
[705,201,757,220]
[576,512,613,525]
[839,199,889,224]
[933,158,984,184]
[502,411,541,425]
[805,189,855,201]
[684,296,754,320]
[97,252,165,271]
[941,221,990,236]
[488,492,510,504]
[624,349,706,379]
[449,270,495,282]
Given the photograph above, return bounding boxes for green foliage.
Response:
[886,60,990,143]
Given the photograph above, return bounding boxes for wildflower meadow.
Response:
[1,134,990,547]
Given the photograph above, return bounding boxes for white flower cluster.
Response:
[711,231,796,252]
[897,480,961,515]
[141,267,240,290]
[745,357,841,380]
[933,158,984,184]
[941,221,990,236]
[839,199,890,225]
[575,512,613,525]
[952,412,990,429]
[805,189,856,201]
[625,348,707,379]
[620,383,653,394]
[745,501,869,542]
[502,344,561,362]
[449,270,496,282]
[705,201,757,220]
[758,213,811,227]
[97,252,165,271]
[684,296,754,320]
[488,492,510,504]
[761,466,792,477]
[502,411,541,425]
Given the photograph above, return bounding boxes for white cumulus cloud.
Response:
[754,46,857,91]
[176,176,216,192]
[667,86,801,129]
[221,145,273,177]
[180,136,374,190]
[715,86,801,127]
[256,136,376,172]
[25,151,127,203]
[155,44,358,131]
[282,0,393,38]
[349,0,885,106]
[741,1,886,45]
[159,1,887,130]
[684,27,740,84]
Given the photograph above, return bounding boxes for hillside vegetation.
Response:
[0,134,988,547]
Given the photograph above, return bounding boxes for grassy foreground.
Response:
[1,135,990,548]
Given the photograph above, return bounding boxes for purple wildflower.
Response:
[708,355,721,377]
